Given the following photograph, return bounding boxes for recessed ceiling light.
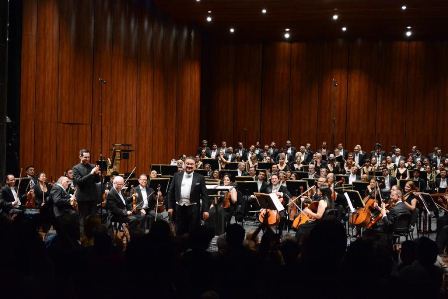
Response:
[261,8,267,14]
[208,10,212,13]
[405,30,412,37]
[406,26,412,29]
[342,26,347,32]
[401,5,407,10]
[332,14,339,21]
[195,0,200,2]
[229,27,235,33]
[206,16,212,22]
[284,32,290,39]
[285,28,290,32]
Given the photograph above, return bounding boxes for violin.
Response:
[155,184,165,213]
[131,186,138,214]
[222,191,231,209]
[25,189,36,209]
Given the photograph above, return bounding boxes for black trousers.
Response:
[77,201,97,232]
[175,204,200,236]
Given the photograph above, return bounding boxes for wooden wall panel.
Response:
[20,0,37,167]
[233,44,262,146]
[20,0,201,179]
[346,41,378,150]
[202,39,447,155]
[260,42,291,145]
[289,43,320,147]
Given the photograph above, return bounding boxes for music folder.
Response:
[253,192,284,212]
[236,181,257,196]
[343,190,364,212]
[286,180,308,196]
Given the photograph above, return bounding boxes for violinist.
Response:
[52,176,78,219]
[135,174,166,223]
[411,169,426,192]
[1,174,24,216]
[295,186,334,240]
[106,176,144,233]
[207,174,237,235]
[379,189,411,237]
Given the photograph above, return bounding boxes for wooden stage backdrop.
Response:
[20,0,201,179]
[201,39,448,155]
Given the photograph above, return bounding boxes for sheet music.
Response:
[206,185,233,190]
[269,193,285,212]
[344,192,355,213]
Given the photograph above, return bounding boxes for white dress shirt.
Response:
[179,172,194,206]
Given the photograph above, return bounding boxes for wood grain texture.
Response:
[20,0,201,178]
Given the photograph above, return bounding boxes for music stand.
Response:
[219,170,238,182]
[195,169,208,177]
[235,176,254,182]
[236,181,257,196]
[343,190,364,212]
[205,179,221,185]
[224,162,239,170]
[301,165,309,172]
[286,180,308,196]
[151,164,163,174]
[253,192,284,212]
[419,193,439,215]
[335,174,349,185]
[149,178,170,195]
[335,156,345,164]
[257,162,273,170]
[352,181,369,195]
[202,158,219,170]
[369,171,383,178]
[303,178,317,188]
[293,171,308,179]
[160,165,178,176]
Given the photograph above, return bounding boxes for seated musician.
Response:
[402,181,418,226]
[207,174,238,235]
[106,176,144,233]
[266,173,291,235]
[435,169,448,193]
[52,176,78,221]
[380,168,397,199]
[411,169,426,192]
[379,189,411,241]
[1,174,25,217]
[365,178,380,199]
[134,174,166,225]
[295,186,334,240]
[348,166,360,185]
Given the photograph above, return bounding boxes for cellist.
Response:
[295,186,334,241]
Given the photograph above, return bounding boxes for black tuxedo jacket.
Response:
[51,184,76,217]
[73,163,100,202]
[285,147,297,162]
[167,172,209,212]
[265,185,291,206]
[134,185,156,210]
[256,181,269,193]
[382,202,411,227]
[1,186,22,212]
[235,148,248,161]
[106,188,131,222]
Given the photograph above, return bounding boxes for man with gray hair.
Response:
[51,176,78,221]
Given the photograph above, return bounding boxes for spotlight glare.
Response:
[401,5,407,10]
[261,8,267,14]
[206,16,212,22]
[195,0,200,2]
[342,26,347,32]
[229,27,235,33]
[407,26,412,29]
[405,30,412,37]
[208,10,212,13]
[285,28,290,32]
[284,32,290,39]
[332,14,339,20]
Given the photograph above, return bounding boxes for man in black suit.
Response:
[135,173,166,225]
[435,169,448,193]
[72,149,101,229]
[106,176,144,232]
[235,141,248,161]
[52,176,78,219]
[285,140,296,163]
[380,168,397,199]
[197,139,211,157]
[1,174,23,216]
[265,173,291,235]
[353,145,366,168]
[255,170,269,193]
[380,189,411,237]
[167,157,209,236]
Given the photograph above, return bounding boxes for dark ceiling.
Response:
[152,0,448,41]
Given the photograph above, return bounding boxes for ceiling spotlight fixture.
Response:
[206,16,212,22]
[208,10,212,13]
[406,26,412,29]
[195,0,200,2]
[284,32,290,39]
[261,8,267,14]
[229,27,235,33]
[332,14,339,21]
[342,26,347,32]
[285,28,290,32]
[401,5,407,10]
[405,30,412,37]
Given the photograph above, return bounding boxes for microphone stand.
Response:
[99,78,106,223]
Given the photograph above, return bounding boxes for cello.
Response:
[291,199,319,229]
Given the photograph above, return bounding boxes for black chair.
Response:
[392,213,413,243]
